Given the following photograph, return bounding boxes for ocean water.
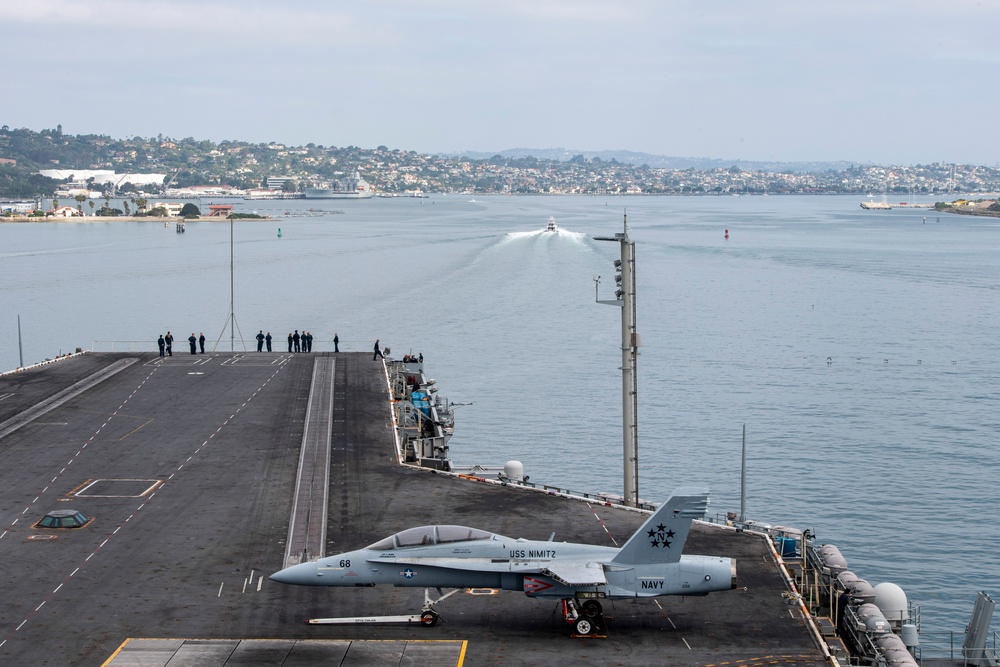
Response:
[1,194,997,638]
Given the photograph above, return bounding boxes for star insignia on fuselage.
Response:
[400,568,416,578]
[649,526,677,548]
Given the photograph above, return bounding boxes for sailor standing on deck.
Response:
[334,333,339,353]
[199,333,205,354]
[293,330,300,353]
[265,332,272,351]
[373,339,383,361]
[256,330,265,352]
[287,333,293,352]
[165,332,173,356]
[188,333,197,354]
[157,335,165,357]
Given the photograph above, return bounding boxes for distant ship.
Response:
[244,189,304,200]
[546,216,558,232]
[304,170,375,199]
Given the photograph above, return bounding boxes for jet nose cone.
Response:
[270,561,319,585]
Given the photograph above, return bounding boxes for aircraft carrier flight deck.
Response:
[0,352,829,666]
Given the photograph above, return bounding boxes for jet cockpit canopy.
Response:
[368,525,495,550]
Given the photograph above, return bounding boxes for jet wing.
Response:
[540,561,607,586]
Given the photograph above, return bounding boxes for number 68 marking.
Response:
[340,559,350,568]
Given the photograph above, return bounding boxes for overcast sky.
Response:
[4,1,998,165]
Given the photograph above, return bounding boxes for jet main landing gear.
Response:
[562,598,606,637]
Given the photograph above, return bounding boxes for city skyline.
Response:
[4,1,998,166]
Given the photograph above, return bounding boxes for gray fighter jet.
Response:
[270,486,736,634]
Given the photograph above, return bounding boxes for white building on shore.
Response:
[39,169,166,189]
[48,206,83,217]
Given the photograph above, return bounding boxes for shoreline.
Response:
[939,206,1000,218]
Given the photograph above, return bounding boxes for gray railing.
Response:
[444,470,657,512]
[917,630,999,661]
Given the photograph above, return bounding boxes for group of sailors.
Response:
[157,330,373,355]
[282,330,320,353]
[254,330,333,353]
[156,332,205,356]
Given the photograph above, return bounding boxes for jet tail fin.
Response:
[611,487,709,565]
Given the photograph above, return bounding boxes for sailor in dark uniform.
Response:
[293,330,300,353]
[373,339,383,360]
[265,332,272,351]
[333,333,339,353]
[256,330,265,352]
[199,333,205,354]
[165,332,173,356]
[157,335,165,357]
[188,333,197,354]
[287,333,293,352]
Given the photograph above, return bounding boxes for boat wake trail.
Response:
[500,228,589,244]
[553,229,588,242]
[503,230,545,242]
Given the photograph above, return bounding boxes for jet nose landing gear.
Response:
[562,598,606,637]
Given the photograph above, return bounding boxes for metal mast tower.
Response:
[594,214,639,507]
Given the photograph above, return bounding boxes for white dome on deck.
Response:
[873,582,909,621]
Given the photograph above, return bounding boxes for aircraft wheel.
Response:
[420,610,439,627]
[574,618,594,635]
[581,600,603,618]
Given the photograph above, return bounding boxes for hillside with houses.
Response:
[2,125,999,200]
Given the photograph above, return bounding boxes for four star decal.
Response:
[647,523,676,548]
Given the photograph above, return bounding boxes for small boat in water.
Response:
[545,216,558,232]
